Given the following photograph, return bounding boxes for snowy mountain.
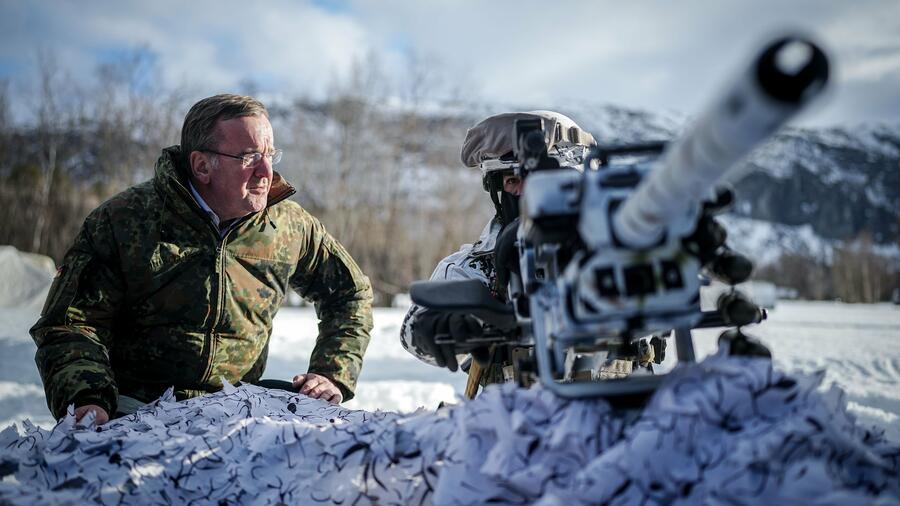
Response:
[733,123,900,247]
[387,98,899,264]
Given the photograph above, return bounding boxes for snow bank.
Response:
[1,351,897,505]
[0,246,55,308]
[0,246,55,342]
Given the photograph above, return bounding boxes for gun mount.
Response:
[411,34,829,400]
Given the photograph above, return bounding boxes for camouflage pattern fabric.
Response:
[400,217,519,388]
[3,354,899,505]
[400,218,500,366]
[31,146,373,419]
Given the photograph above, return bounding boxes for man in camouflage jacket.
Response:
[31,94,373,423]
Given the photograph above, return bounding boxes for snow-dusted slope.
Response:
[1,352,898,505]
[504,101,899,258]
[719,215,836,266]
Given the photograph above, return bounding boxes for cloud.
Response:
[0,1,371,96]
[0,0,897,126]
[343,0,900,124]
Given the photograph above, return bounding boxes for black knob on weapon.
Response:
[708,248,754,285]
[717,290,765,326]
[719,328,772,358]
[703,185,736,215]
[683,215,727,265]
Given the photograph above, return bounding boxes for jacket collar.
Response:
[470,217,502,256]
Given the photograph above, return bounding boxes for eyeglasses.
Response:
[202,148,283,168]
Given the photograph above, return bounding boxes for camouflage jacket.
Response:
[31,146,373,419]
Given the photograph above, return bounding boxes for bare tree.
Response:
[832,231,896,302]
[756,253,833,300]
[0,79,9,136]
[278,53,490,303]
[91,46,186,187]
[3,42,491,304]
[0,45,188,262]
[30,49,75,254]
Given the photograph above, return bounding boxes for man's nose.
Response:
[254,157,273,179]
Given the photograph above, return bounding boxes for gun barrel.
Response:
[613,35,829,248]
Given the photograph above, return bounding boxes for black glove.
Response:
[412,311,483,372]
[494,217,520,300]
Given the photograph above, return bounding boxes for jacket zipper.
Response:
[166,174,295,386]
[198,216,254,385]
[199,237,227,385]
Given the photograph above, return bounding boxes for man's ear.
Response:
[189,151,212,185]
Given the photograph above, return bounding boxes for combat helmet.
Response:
[460,110,595,224]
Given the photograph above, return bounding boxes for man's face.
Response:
[503,174,523,196]
[198,115,275,221]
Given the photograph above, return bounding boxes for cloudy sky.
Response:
[1,0,898,127]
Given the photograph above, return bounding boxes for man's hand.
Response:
[292,373,342,404]
[412,311,483,372]
[74,404,109,425]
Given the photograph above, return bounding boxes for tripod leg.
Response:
[465,361,483,399]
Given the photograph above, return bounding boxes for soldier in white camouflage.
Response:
[32,94,374,424]
[400,111,595,386]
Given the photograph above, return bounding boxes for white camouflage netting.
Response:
[1,351,898,505]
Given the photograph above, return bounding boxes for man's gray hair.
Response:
[181,94,268,161]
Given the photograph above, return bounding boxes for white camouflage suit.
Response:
[400,110,596,369]
[399,218,502,366]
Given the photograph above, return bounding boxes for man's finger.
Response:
[449,313,477,344]
[74,405,109,425]
[428,337,447,368]
[440,344,458,372]
[326,392,343,404]
[300,379,321,395]
[298,376,320,392]
[462,315,483,337]
[308,383,333,398]
[428,315,449,367]
[292,374,307,389]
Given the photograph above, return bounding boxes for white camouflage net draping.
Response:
[1,351,898,505]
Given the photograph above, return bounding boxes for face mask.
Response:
[500,191,520,227]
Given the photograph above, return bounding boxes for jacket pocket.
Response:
[131,244,208,325]
[149,243,202,275]
[41,253,91,318]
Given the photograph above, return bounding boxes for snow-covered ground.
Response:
[1,255,898,503]
[273,302,900,442]
[694,301,900,441]
[3,320,899,504]
[3,301,898,443]
[265,307,466,414]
